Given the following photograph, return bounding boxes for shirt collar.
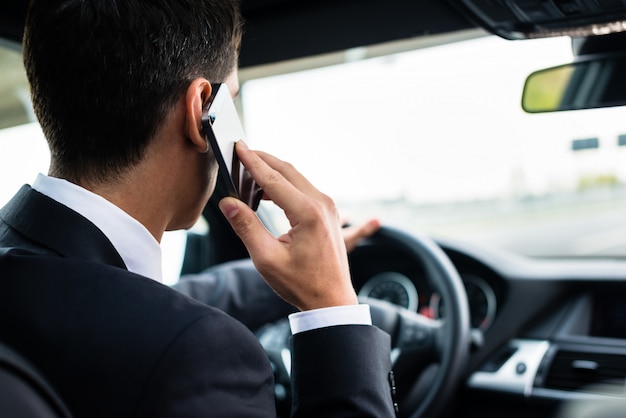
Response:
[31,173,163,282]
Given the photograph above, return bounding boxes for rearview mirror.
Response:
[522,53,626,113]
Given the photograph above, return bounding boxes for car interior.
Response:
[2,0,626,417]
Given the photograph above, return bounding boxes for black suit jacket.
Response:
[0,185,396,417]
[174,258,298,331]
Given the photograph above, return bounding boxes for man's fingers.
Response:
[218,196,278,259]
[343,218,381,252]
[235,142,320,207]
[254,150,320,196]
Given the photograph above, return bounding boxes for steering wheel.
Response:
[256,226,471,418]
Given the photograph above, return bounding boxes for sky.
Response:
[241,35,626,205]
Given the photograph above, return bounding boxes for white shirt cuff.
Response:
[288,304,372,334]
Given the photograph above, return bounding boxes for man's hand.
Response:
[342,218,381,252]
[218,142,357,312]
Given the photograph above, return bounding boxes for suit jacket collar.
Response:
[0,185,127,269]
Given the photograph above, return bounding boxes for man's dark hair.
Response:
[23,0,242,183]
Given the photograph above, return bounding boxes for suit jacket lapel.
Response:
[0,185,127,269]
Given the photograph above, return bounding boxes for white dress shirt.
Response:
[32,173,163,281]
[31,173,371,333]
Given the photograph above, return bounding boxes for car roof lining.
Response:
[1,0,475,66]
[237,0,475,67]
[4,0,626,67]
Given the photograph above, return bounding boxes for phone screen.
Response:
[201,83,262,210]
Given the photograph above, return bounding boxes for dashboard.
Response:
[589,291,626,340]
[349,235,626,417]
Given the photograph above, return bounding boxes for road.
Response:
[338,188,626,258]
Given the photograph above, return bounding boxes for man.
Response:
[0,0,396,417]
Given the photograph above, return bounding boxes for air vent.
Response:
[543,350,626,395]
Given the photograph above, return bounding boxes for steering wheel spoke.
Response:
[396,308,441,351]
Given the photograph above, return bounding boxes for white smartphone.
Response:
[201,83,262,211]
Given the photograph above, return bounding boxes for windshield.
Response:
[240,35,626,259]
[1,34,625,267]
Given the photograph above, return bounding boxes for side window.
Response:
[0,46,31,129]
[0,45,49,207]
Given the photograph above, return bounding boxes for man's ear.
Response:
[185,78,212,152]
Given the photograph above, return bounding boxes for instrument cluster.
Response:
[358,271,498,331]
